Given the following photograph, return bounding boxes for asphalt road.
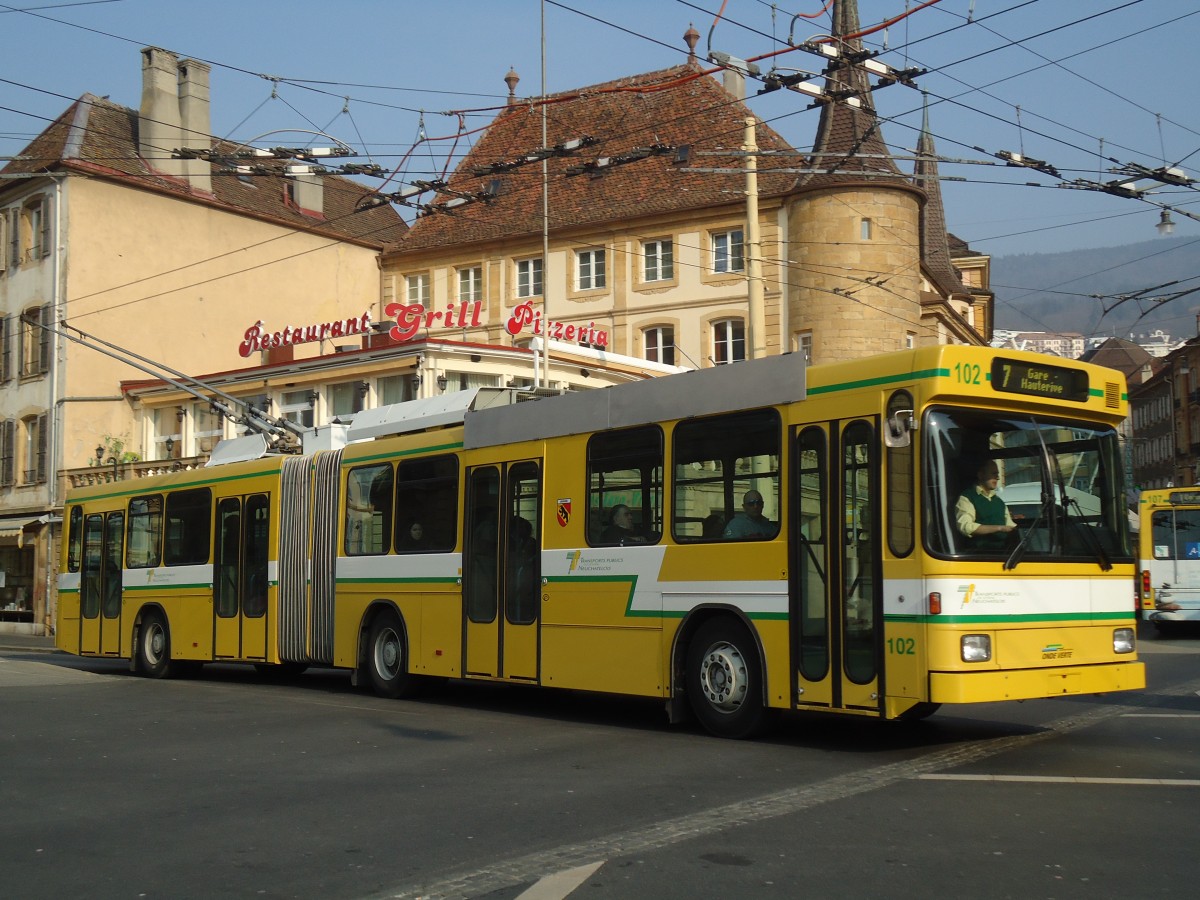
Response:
[1,626,1196,900]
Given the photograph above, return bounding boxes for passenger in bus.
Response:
[400,521,428,550]
[601,504,649,545]
[723,490,773,539]
[702,512,727,538]
[956,458,1018,548]
[507,515,538,621]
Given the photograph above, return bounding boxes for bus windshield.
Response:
[924,408,1131,565]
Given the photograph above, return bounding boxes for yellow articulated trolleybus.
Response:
[57,345,1144,737]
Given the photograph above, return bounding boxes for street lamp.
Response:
[96,442,118,480]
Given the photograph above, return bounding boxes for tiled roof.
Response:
[393,62,802,253]
[797,1,911,191]
[1079,337,1154,379]
[1,94,407,246]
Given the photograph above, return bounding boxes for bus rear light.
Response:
[1113,628,1135,654]
[929,592,941,615]
[1141,570,1151,594]
[961,634,991,662]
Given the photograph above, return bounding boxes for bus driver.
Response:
[956,458,1018,548]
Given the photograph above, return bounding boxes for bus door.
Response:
[790,419,881,712]
[463,460,542,681]
[79,511,124,656]
[213,494,270,661]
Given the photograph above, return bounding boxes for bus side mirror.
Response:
[884,409,914,448]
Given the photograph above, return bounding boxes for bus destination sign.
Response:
[1169,491,1200,505]
[990,358,1090,402]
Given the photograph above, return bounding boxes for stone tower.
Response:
[787,0,925,364]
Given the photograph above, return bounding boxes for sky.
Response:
[2,0,1199,267]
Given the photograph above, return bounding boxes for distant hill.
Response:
[992,236,1200,341]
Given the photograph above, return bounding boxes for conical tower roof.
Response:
[798,0,910,189]
[914,93,967,298]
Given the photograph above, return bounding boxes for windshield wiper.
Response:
[1061,495,1113,571]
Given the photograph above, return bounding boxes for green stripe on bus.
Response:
[348,442,464,465]
[883,610,1135,624]
[123,583,210,592]
[335,578,459,586]
[68,468,283,502]
[807,367,949,396]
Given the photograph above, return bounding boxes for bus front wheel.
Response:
[686,618,767,739]
[137,611,175,679]
[366,611,414,699]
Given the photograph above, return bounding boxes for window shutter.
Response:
[7,209,18,268]
[38,304,51,374]
[0,317,9,383]
[39,195,52,259]
[0,419,14,487]
[36,413,48,483]
[0,211,6,272]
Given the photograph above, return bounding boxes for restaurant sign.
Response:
[239,311,372,357]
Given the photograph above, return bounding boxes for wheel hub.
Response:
[700,642,748,712]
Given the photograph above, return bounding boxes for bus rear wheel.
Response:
[366,611,414,699]
[686,618,767,739]
[137,610,175,679]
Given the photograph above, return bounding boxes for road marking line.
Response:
[1121,713,1200,718]
[514,861,605,900]
[373,676,1200,900]
[920,774,1200,786]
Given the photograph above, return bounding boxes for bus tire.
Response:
[137,610,175,679]
[367,610,414,699]
[686,618,767,739]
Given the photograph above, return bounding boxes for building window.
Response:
[860,218,872,240]
[19,305,50,378]
[458,266,483,302]
[193,402,223,455]
[443,372,500,394]
[906,332,915,349]
[712,318,745,365]
[795,331,812,366]
[712,229,744,274]
[153,407,182,461]
[21,413,46,484]
[406,273,430,307]
[516,258,543,298]
[378,374,414,405]
[280,389,315,428]
[644,327,675,366]
[330,381,367,422]
[6,197,52,266]
[576,248,606,291]
[643,239,673,282]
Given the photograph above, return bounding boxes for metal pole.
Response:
[540,0,551,389]
[745,117,765,360]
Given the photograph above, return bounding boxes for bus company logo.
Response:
[557,499,571,528]
[958,584,976,607]
[563,551,622,575]
[566,550,582,573]
[1042,643,1073,660]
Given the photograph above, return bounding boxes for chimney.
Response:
[723,69,746,101]
[291,171,325,218]
[177,58,212,193]
[139,47,183,178]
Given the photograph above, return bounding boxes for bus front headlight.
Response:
[1113,628,1135,654]
[961,634,991,662]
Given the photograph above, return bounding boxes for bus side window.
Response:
[126,494,163,569]
[586,426,663,547]
[66,505,83,572]
[672,409,780,542]
[163,489,212,565]
[395,455,459,553]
